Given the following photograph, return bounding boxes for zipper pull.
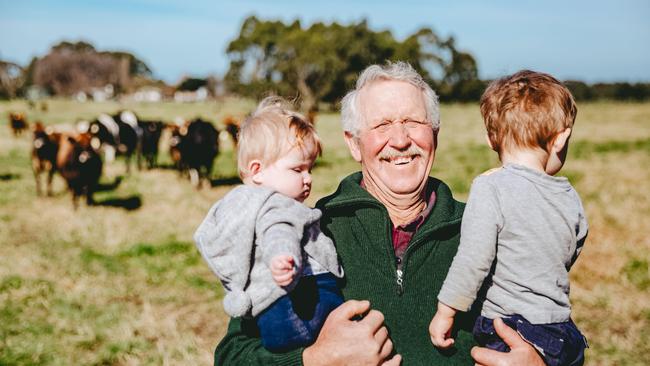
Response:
[396,269,404,295]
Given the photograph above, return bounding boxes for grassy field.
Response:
[1,99,649,365]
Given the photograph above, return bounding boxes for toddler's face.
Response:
[254,145,315,202]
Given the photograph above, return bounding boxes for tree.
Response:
[0,59,24,99]
[26,41,153,96]
[177,77,207,91]
[224,17,482,108]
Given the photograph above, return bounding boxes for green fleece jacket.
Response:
[214,172,478,365]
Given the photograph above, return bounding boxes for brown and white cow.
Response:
[31,122,60,196]
[222,115,240,147]
[8,112,29,137]
[56,132,103,208]
[168,118,219,188]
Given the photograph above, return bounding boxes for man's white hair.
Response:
[340,61,440,136]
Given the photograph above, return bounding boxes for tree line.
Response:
[224,16,483,111]
[1,17,649,104]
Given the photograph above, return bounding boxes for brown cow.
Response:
[223,115,240,146]
[9,112,29,136]
[56,132,103,208]
[31,122,60,196]
[306,106,318,125]
[167,118,189,173]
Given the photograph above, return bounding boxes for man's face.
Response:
[345,79,436,196]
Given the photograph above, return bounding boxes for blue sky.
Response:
[1,0,649,83]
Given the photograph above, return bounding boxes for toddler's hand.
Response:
[270,254,295,287]
[429,303,456,349]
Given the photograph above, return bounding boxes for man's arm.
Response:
[302,300,400,366]
[214,300,400,366]
[214,317,304,365]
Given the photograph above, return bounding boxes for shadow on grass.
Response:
[210,176,241,187]
[95,176,124,192]
[93,195,142,211]
[152,163,179,171]
[0,173,21,181]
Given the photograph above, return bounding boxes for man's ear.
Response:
[433,129,439,150]
[344,132,362,163]
[248,160,264,184]
[551,128,572,153]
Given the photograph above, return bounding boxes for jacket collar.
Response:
[318,172,465,231]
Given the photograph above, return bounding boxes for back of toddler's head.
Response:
[480,70,577,154]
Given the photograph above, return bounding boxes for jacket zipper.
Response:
[385,217,405,295]
[395,234,438,296]
[341,200,451,296]
[396,268,404,295]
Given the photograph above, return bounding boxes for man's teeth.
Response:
[390,156,413,165]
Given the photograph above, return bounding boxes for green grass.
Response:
[1,99,650,365]
[622,259,650,291]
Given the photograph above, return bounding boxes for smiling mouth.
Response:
[382,155,418,165]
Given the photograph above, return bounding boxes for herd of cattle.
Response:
[8,111,241,208]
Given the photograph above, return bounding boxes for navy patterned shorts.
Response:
[473,315,588,366]
[256,273,343,352]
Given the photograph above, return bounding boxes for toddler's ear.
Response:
[551,128,572,153]
[485,134,496,151]
[248,160,264,184]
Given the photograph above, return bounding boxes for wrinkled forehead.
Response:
[357,80,428,126]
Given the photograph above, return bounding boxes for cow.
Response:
[8,112,29,137]
[57,132,103,209]
[31,122,60,196]
[307,107,318,125]
[222,115,240,146]
[167,118,187,173]
[137,120,164,169]
[169,118,219,188]
[87,110,141,173]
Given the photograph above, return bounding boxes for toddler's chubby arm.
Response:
[269,254,296,286]
[429,302,458,349]
[256,194,309,285]
[434,177,501,348]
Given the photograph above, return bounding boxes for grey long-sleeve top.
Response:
[438,164,588,324]
[194,185,343,318]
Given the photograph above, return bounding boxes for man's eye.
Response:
[405,120,424,128]
[375,121,391,130]
[292,168,302,173]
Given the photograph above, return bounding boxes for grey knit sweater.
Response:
[194,185,343,318]
[438,164,588,324]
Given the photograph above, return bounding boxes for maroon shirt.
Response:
[392,189,436,262]
[360,180,437,262]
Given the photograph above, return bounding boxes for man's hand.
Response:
[270,254,295,286]
[471,318,545,366]
[429,302,456,349]
[303,300,400,366]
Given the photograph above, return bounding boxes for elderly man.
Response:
[214,62,544,365]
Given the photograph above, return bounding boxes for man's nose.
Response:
[303,172,312,185]
[389,122,411,148]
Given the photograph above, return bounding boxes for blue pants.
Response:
[473,315,588,366]
[256,273,343,352]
